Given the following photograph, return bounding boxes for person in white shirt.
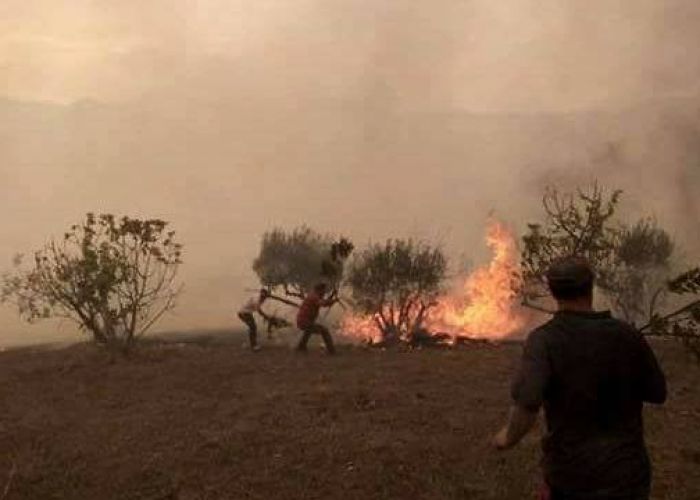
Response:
[237,289,270,351]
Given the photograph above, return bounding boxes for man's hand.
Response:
[492,426,512,450]
[492,406,539,451]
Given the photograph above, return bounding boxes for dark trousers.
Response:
[238,312,258,348]
[548,487,648,500]
[297,323,336,354]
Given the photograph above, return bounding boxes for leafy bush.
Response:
[598,219,675,324]
[347,239,447,342]
[1,213,183,354]
[253,226,353,302]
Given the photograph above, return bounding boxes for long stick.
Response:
[1,461,16,500]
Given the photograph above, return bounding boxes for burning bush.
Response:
[426,221,525,340]
[341,221,527,346]
[345,239,447,344]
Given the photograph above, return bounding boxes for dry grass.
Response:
[0,335,698,500]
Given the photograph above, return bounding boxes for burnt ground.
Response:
[0,335,698,500]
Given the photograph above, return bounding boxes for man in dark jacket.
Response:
[493,256,666,500]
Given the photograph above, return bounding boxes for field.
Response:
[1,335,699,500]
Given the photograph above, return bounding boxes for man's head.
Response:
[313,282,328,297]
[546,256,595,310]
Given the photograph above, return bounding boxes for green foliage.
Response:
[597,219,675,324]
[347,239,447,341]
[615,219,674,269]
[252,226,353,300]
[1,213,183,353]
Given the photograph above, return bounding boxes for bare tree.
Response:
[1,213,183,354]
[520,183,621,311]
[521,182,699,361]
[347,239,447,344]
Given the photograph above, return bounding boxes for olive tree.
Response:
[347,239,447,344]
[252,226,353,307]
[598,219,675,324]
[1,213,183,354]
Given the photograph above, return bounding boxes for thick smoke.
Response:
[1,1,699,346]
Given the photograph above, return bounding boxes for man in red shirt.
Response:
[296,283,337,355]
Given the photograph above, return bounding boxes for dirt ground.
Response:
[0,334,698,500]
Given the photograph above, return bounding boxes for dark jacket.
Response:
[512,311,666,498]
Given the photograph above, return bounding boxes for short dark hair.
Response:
[546,256,594,300]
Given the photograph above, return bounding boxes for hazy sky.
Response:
[3,0,700,110]
[1,1,699,346]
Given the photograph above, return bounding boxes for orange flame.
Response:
[340,220,526,343]
[339,314,384,344]
[426,220,525,340]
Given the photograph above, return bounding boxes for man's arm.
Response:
[494,328,550,450]
[320,290,339,308]
[637,334,667,404]
[256,299,266,316]
[493,406,539,450]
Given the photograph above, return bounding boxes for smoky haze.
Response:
[1,0,699,347]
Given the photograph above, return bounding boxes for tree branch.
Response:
[639,299,700,334]
[267,294,301,308]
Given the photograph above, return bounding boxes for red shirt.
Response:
[296,292,325,329]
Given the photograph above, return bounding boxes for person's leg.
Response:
[266,318,274,339]
[316,324,336,355]
[296,328,312,352]
[547,488,575,500]
[238,313,258,349]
